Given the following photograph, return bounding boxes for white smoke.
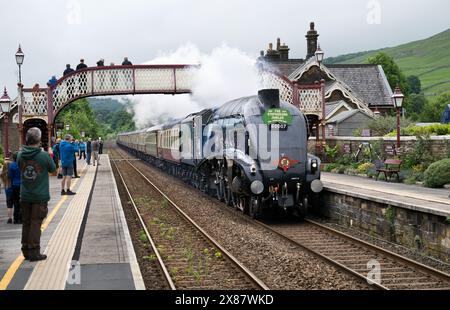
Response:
[127,43,260,128]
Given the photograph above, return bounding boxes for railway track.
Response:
[109,148,268,290]
[112,144,450,290]
[256,219,450,290]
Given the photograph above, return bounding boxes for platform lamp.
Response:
[0,87,12,159]
[15,45,25,145]
[315,45,326,155]
[315,44,324,68]
[15,45,25,84]
[392,85,404,150]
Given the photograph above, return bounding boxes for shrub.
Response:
[352,128,362,137]
[401,136,435,169]
[385,123,450,137]
[323,163,339,172]
[357,162,375,175]
[423,158,450,188]
[367,116,414,136]
[336,154,354,166]
[324,144,339,162]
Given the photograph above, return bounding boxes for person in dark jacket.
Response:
[72,139,80,178]
[122,57,132,65]
[96,59,105,89]
[99,137,104,154]
[17,127,56,261]
[1,161,14,224]
[86,138,92,165]
[76,59,87,71]
[60,134,77,195]
[8,152,22,224]
[63,64,74,76]
[52,138,62,179]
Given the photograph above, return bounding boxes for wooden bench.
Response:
[376,159,402,182]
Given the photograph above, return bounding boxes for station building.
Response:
[258,22,394,135]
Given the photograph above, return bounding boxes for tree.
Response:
[407,75,421,94]
[406,93,427,121]
[55,98,105,139]
[368,52,409,94]
[419,91,450,122]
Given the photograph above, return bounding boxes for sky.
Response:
[1,0,449,98]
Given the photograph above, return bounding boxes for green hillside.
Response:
[325,28,450,98]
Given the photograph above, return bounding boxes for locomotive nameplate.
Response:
[263,108,293,125]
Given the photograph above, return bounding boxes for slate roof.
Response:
[327,64,393,107]
[263,60,393,109]
[325,100,349,118]
[258,59,305,77]
[327,109,361,124]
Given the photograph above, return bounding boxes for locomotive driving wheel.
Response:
[249,196,261,219]
[216,175,224,201]
[223,177,232,206]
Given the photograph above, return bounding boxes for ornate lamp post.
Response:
[315,44,324,67]
[15,45,25,145]
[0,87,12,159]
[15,45,25,84]
[392,86,404,150]
[315,45,326,154]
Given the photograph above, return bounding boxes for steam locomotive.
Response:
[117,89,323,218]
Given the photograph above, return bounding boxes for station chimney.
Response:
[305,22,319,59]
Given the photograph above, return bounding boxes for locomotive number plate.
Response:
[269,123,288,131]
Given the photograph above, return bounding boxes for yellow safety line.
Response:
[0,166,87,290]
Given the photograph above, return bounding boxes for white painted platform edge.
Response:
[106,154,145,290]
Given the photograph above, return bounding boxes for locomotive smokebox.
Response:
[258,89,280,109]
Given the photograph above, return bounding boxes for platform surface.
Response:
[0,155,144,290]
[322,172,450,217]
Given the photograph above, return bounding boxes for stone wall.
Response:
[318,190,450,261]
[308,136,450,160]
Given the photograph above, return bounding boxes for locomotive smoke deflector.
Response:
[258,89,280,109]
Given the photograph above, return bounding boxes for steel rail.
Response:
[111,148,269,290]
[111,159,176,290]
[253,219,388,290]
[305,219,450,285]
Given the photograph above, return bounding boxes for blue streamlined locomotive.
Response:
[117,89,323,218]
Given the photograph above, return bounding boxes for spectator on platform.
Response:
[17,127,56,261]
[86,138,92,165]
[91,139,100,166]
[99,137,104,154]
[8,152,22,224]
[122,57,132,65]
[76,59,88,71]
[96,59,105,90]
[79,140,86,160]
[48,76,58,87]
[63,64,74,76]
[1,161,14,224]
[52,138,62,179]
[72,139,80,179]
[60,134,77,196]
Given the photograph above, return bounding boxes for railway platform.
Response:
[322,172,450,217]
[0,155,144,290]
